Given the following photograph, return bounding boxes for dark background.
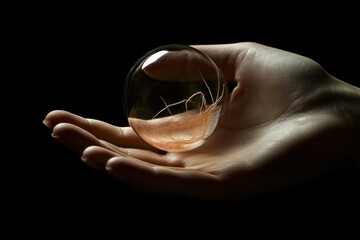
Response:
[12,4,359,235]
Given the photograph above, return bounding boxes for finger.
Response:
[191,43,245,84]
[82,145,181,169]
[193,42,317,86]
[82,146,119,170]
[52,122,123,156]
[44,110,160,151]
[106,157,222,198]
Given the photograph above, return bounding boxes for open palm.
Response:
[44,42,359,200]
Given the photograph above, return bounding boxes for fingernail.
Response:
[43,119,53,128]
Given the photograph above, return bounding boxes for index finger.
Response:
[44,110,161,151]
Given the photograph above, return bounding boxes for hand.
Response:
[43,42,360,201]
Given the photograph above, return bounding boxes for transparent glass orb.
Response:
[123,44,228,152]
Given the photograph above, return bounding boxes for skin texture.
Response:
[43,42,360,201]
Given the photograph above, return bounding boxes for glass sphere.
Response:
[123,44,228,152]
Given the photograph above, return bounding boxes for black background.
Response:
[11,4,360,236]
